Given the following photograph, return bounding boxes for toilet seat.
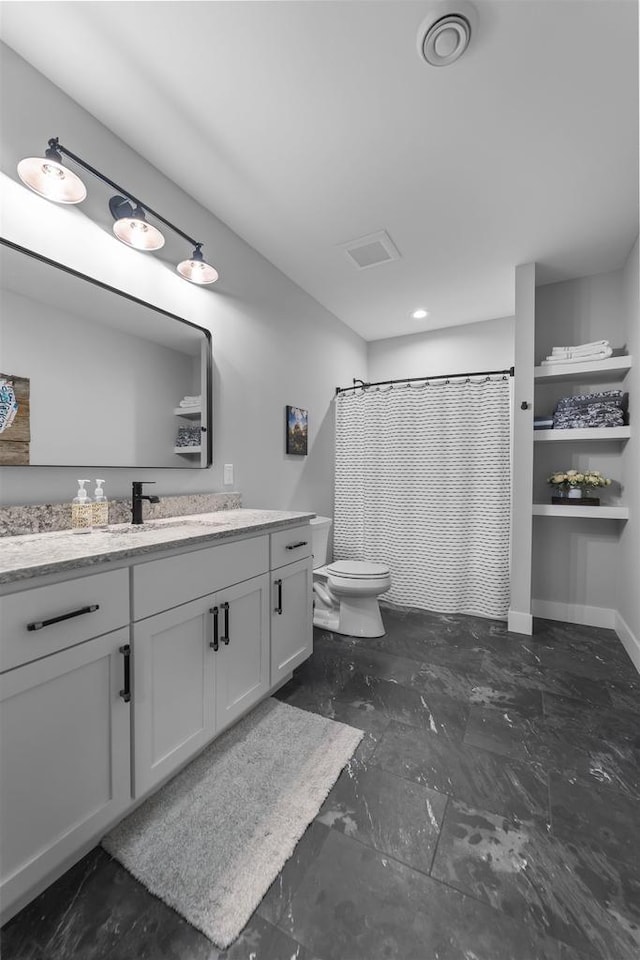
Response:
[326,560,390,580]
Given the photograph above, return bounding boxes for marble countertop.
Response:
[0,509,315,585]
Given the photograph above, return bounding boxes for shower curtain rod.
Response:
[335,366,515,396]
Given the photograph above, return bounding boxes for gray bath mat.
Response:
[102,697,362,947]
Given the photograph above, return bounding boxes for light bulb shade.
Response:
[17,155,87,204]
[109,196,165,251]
[177,246,218,285]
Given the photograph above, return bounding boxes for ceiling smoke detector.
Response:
[418,2,476,67]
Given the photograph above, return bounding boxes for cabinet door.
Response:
[0,627,131,920]
[214,574,270,733]
[132,596,216,797]
[271,557,313,685]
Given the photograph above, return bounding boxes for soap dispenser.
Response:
[93,479,109,529]
[72,479,93,534]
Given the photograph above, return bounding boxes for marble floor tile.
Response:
[465,704,640,799]
[431,799,640,960]
[605,675,640,715]
[335,673,469,740]
[317,758,448,873]
[477,652,614,706]
[257,821,331,929]
[549,773,640,870]
[0,848,316,960]
[372,719,550,820]
[275,826,562,960]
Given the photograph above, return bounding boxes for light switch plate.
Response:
[223,463,234,485]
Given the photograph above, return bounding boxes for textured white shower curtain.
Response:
[334,377,511,619]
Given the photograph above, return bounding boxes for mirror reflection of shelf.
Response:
[173,406,202,419]
[534,426,631,442]
[174,446,202,455]
[532,503,629,519]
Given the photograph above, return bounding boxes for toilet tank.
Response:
[310,516,332,569]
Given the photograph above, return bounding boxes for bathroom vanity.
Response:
[0,509,313,922]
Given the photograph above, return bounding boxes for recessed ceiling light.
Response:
[412,308,429,320]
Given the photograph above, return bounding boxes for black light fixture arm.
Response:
[48,137,201,248]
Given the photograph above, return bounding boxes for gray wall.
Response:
[367,316,514,382]
[0,43,367,513]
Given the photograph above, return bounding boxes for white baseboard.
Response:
[508,609,533,634]
[531,599,616,628]
[615,611,640,675]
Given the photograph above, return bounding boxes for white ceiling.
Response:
[1,0,638,341]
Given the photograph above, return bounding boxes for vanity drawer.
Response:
[132,535,269,620]
[0,568,129,672]
[270,524,312,570]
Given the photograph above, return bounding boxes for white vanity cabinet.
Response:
[130,536,271,797]
[0,513,314,923]
[270,527,313,685]
[0,569,131,919]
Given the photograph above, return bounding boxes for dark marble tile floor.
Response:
[2,605,639,960]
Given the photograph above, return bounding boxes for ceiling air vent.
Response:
[340,230,401,270]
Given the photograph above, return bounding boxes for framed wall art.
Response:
[286,405,308,456]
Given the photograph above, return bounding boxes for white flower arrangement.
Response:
[547,469,612,493]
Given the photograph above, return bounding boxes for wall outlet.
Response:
[223,463,234,486]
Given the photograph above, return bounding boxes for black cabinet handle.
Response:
[27,604,100,632]
[285,541,308,551]
[274,579,283,615]
[119,644,131,703]
[220,602,230,645]
[210,606,219,651]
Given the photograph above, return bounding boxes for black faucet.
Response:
[131,481,161,525]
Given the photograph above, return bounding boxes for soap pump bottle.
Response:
[72,479,93,534]
[93,479,109,529]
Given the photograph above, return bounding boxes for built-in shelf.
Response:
[532,503,629,519]
[534,426,631,442]
[173,406,202,419]
[173,446,202,455]
[534,355,632,384]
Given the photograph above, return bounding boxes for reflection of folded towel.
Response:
[541,348,612,365]
[551,340,609,354]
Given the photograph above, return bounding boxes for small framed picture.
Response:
[286,405,308,456]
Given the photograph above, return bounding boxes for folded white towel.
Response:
[179,401,201,408]
[541,348,613,365]
[548,348,611,360]
[551,340,609,354]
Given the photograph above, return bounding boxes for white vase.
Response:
[567,487,582,499]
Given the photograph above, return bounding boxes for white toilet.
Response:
[310,516,391,638]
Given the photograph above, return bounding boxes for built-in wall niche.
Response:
[0,240,212,468]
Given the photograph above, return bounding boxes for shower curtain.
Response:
[334,376,511,619]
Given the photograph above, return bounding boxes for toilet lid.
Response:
[327,560,390,579]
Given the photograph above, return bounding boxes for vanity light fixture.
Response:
[17,137,218,284]
[177,244,219,285]
[109,196,165,251]
[17,140,87,204]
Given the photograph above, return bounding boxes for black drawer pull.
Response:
[210,606,219,651]
[119,644,131,703]
[285,541,308,551]
[274,579,283,615]
[27,604,100,632]
[220,602,230,645]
